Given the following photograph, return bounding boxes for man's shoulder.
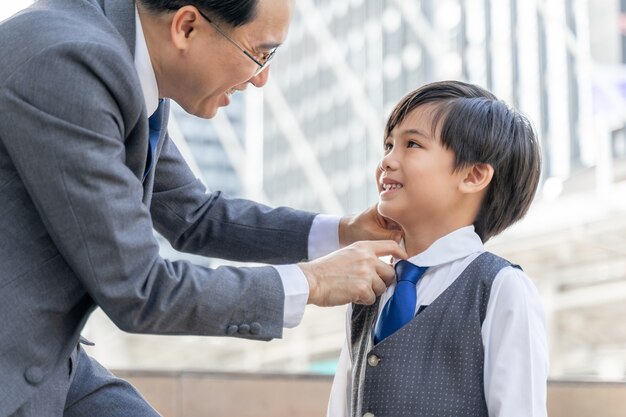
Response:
[0,1,142,114]
[0,2,145,147]
[0,1,132,73]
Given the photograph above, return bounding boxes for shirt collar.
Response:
[134,7,160,116]
[402,225,484,268]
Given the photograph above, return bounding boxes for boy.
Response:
[327,81,548,417]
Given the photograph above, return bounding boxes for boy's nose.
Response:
[380,153,399,171]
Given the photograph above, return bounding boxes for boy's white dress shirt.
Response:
[134,10,340,328]
[327,226,549,417]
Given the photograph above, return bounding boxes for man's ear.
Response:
[459,163,494,194]
[170,6,201,51]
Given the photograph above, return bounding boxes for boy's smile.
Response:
[379,177,404,196]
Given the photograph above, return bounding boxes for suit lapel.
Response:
[100,0,168,203]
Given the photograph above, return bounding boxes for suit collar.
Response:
[100,0,159,113]
[102,0,136,57]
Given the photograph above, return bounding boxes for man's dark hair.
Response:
[385,80,542,242]
[139,0,259,27]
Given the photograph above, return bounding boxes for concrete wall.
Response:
[116,370,332,417]
[548,381,626,417]
[114,370,626,417]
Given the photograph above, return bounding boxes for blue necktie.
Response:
[374,260,428,344]
[143,101,164,181]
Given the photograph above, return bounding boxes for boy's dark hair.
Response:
[138,0,258,27]
[385,80,541,242]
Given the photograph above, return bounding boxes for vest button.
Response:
[367,354,380,367]
[24,367,44,385]
[363,413,375,417]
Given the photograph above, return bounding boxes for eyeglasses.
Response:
[196,9,277,77]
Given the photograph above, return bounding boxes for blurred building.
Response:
[263,0,596,211]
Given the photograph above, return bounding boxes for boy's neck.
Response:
[402,221,474,258]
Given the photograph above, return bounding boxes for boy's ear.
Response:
[459,163,494,194]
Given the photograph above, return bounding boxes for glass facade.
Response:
[262,0,594,215]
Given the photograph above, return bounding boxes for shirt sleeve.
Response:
[272,264,309,328]
[482,266,549,417]
[273,214,342,328]
[308,214,341,260]
[327,305,353,417]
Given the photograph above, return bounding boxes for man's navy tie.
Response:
[143,101,164,181]
[374,260,428,344]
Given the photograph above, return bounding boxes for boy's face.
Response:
[376,104,466,228]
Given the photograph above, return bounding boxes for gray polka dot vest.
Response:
[350,252,518,417]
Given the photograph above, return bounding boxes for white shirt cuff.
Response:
[273,264,309,328]
[308,214,341,260]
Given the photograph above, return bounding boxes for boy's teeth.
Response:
[383,184,403,190]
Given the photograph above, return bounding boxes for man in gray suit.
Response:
[0,0,406,415]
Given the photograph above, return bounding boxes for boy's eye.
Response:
[407,140,421,148]
[383,142,393,151]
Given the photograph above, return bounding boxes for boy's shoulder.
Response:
[462,251,538,293]
[468,252,543,315]
[460,252,536,301]
[464,251,521,279]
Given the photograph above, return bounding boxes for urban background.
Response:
[3,0,626,384]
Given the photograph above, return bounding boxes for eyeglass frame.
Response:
[179,7,277,77]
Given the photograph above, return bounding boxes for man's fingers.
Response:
[362,240,408,260]
[358,263,394,303]
[303,238,408,307]
[354,287,376,305]
[387,230,403,243]
[381,215,402,231]
[371,274,389,296]
[375,259,396,287]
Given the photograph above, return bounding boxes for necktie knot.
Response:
[374,260,428,344]
[394,260,428,285]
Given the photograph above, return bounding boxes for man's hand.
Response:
[339,204,402,247]
[298,240,408,307]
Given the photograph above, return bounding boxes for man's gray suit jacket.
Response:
[0,0,316,414]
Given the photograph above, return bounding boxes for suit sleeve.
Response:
[0,40,287,340]
[149,132,317,264]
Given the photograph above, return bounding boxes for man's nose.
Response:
[249,66,271,88]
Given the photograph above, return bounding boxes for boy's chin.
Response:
[377,206,403,226]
